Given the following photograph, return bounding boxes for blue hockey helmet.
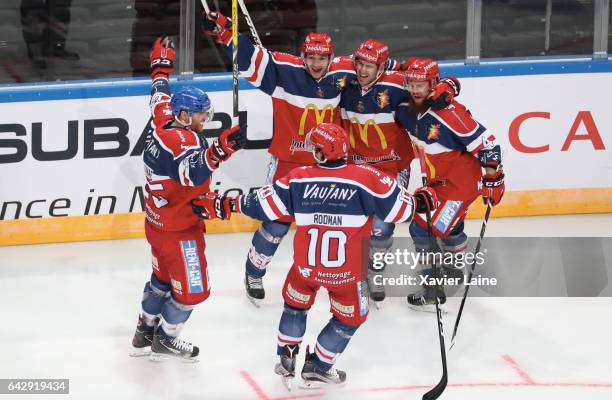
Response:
[170,86,213,120]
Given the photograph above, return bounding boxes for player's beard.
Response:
[408,97,429,115]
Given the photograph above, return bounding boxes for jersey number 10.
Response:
[306,228,347,268]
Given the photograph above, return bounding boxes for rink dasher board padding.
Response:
[1,59,611,245]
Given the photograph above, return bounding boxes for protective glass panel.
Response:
[481,0,594,58]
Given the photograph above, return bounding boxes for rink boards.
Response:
[1,59,611,245]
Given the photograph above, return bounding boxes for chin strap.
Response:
[174,115,192,128]
[313,148,327,163]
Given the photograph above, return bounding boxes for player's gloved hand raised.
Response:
[191,192,234,220]
[482,169,505,206]
[206,124,247,167]
[413,186,438,214]
[428,76,461,109]
[149,36,175,79]
[203,11,232,44]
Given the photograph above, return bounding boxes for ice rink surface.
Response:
[1,214,612,400]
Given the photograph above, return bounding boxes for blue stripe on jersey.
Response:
[181,240,204,294]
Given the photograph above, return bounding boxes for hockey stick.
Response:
[200,0,210,13]
[237,0,262,46]
[413,143,448,400]
[449,201,492,349]
[231,0,239,125]
[199,0,227,72]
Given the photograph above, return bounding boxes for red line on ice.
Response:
[270,382,612,400]
[501,354,536,384]
[240,370,271,400]
[264,353,612,399]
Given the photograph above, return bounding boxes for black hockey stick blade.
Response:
[449,202,492,348]
[422,301,448,400]
[422,373,448,400]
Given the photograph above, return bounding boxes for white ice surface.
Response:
[1,214,612,400]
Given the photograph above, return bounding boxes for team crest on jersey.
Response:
[427,124,441,141]
[298,266,312,278]
[376,89,390,109]
[316,87,325,98]
[356,101,365,113]
[336,75,347,91]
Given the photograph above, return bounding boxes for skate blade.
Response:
[149,352,200,363]
[299,379,321,390]
[129,346,151,357]
[246,293,263,308]
[407,303,448,314]
[370,298,381,310]
[280,376,293,391]
[299,379,346,390]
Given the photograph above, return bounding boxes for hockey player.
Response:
[204,11,356,303]
[192,122,438,387]
[395,58,505,308]
[129,36,247,361]
[340,39,461,303]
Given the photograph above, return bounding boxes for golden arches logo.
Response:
[298,104,335,136]
[348,117,387,150]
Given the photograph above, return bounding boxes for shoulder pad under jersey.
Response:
[430,100,479,135]
[154,126,201,158]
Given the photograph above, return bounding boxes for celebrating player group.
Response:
[128,5,505,393]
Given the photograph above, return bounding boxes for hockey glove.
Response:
[203,11,233,45]
[428,76,461,109]
[149,36,175,79]
[413,186,438,214]
[205,124,247,167]
[191,193,233,220]
[482,169,505,206]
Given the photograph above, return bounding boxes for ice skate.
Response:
[300,346,346,389]
[274,344,299,391]
[245,273,265,307]
[407,285,447,313]
[150,327,199,363]
[129,315,157,357]
[367,267,386,304]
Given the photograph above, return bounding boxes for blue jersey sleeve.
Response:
[237,180,293,221]
[223,34,289,96]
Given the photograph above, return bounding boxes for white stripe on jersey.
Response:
[257,185,289,219]
[407,132,453,155]
[384,188,414,223]
[177,156,195,187]
[258,194,278,220]
[295,212,368,227]
[271,85,341,110]
[275,179,289,190]
[245,46,271,88]
[148,169,171,182]
[466,133,495,153]
[268,189,290,216]
[289,176,396,198]
[341,109,396,124]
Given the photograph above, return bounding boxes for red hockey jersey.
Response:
[237,163,416,286]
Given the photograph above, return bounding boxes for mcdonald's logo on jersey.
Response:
[298,104,335,136]
[348,117,387,149]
